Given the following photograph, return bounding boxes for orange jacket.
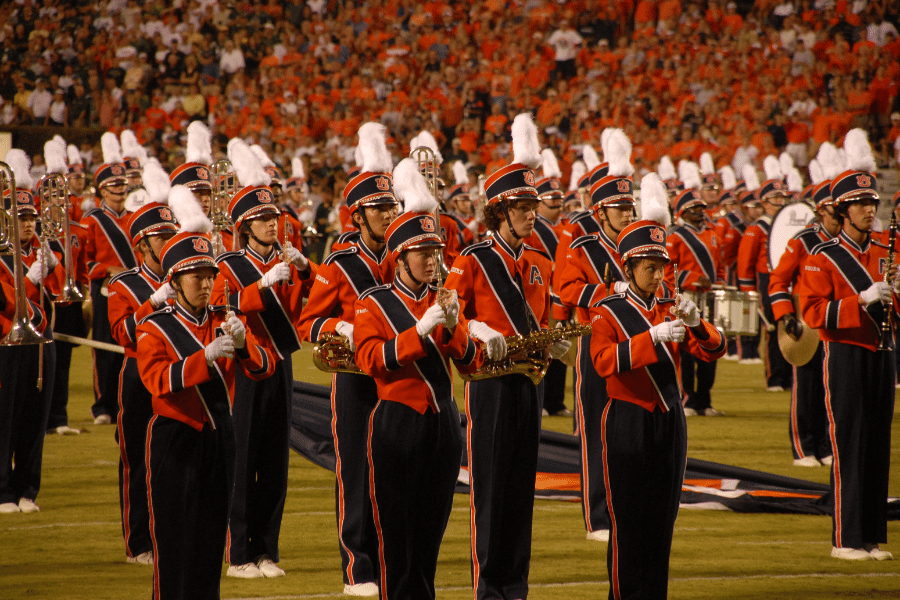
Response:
[768,224,832,322]
[81,203,137,280]
[107,264,167,357]
[665,223,724,291]
[736,217,771,291]
[559,229,624,324]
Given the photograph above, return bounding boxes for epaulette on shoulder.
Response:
[70,220,87,230]
[792,223,820,240]
[591,292,627,308]
[83,206,102,218]
[810,237,840,255]
[569,210,594,224]
[336,230,360,243]
[657,297,676,304]
[108,266,141,284]
[138,304,175,325]
[461,238,493,256]
[215,250,244,264]
[323,245,359,265]
[570,233,599,249]
[358,283,393,301]
[523,244,551,260]
[872,238,889,249]
[208,304,227,312]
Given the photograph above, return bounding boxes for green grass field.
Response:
[1,344,898,599]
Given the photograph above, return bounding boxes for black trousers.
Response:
[227,355,292,564]
[764,326,793,389]
[368,399,462,600]
[0,343,54,504]
[575,335,611,534]
[147,414,234,600]
[789,343,831,461]
[603,399,686,600]
[48,301,85,429]
[542,358,567,414]
[680,350,717,411]
[117,356,153,557]
[822,341,895,549]
[333,371,380,586]
[466,374,542,600]
[91,279,124,418]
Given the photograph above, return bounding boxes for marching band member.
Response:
[737,157,793,391]
[444,114,564,600]
[81,132,137,424]
[107,163,178,565]
[252,144,305,256]
[589,179,726,596]
[213,139,314,579]
[66,143,91,221]
[121,130,147,195]
[354,159,482,600]
[297,123,398,597]
[554,145,603,283]
[731,165,764,363]
[800,129,896,561]
[667,161,725,417]
[446,161,477,247]
[137,218,275,599]
[409,131,463,268]
[699,152,722,221]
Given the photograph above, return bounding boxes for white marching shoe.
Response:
[343,582,379,596]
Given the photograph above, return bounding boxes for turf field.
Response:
[1,344,898,599]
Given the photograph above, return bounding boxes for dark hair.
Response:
[483,201,503,232]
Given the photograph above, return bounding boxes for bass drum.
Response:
[768,201,816,271]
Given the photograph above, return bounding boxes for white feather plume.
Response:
[186,121,213,165]
[52,134,66,149]
[658,155,676,181]
[393,158,437,214]
[357,123,393,174]
[101,132,124,164]
[816,142,843,180]
[541,149,562,179]
[837,148,847,170]
[291,157,305,180]
[409,130,443,165]
[600,128,614,163]
[452,160,468,186]
[67,144,83,166]
[120,130,148,165]
[719,166,737,191]
[732,147,750,176]
[354,142,364,168]
[250,144,276,168]
[569,161,586,191]
[142,159,171,205]
[168,185,212,233]
[763,155,782,181]
[700,152,715,176]
[843,128,876,173]
[44,140,68,175]
[808,159,825,185]
[787,168,803,193]
[5,149,33,190]
[742,164,760,191]
[511,113,542,170]
[678,160,701,190]
[582,145,600,171]
[228,138,271,188]
[606,129,634,178]
[779,152,794,176]
[639,173,671,227]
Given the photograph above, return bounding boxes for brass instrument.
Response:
[410,145,448,285]
[603,263,612,298]
[38,173,84,303]
[460,322,592,385]
[223,280,235,336]
[211,159,237,255]
[0,161,50,347]
[671,263,686,320]
[312,331,363,374]
[878,212,897,351]
[474,174,487,235]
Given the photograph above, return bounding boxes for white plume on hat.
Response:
[742,163,760,191]
[357,122,393,174]
[606,129,634,178]
[186,121,213,165]
[101,132,124,164]
[700,152,716,176]
[808,159,825,185]
[44,140,69,175]
[393,158,437,214]
[409,130,443,165]
[779,152,794,176]
[5,149,33,190]
[763,155,783,181]
[354,142,364,168]
[291,156,305,180]
[511,113,542,170]
[732,147,751,177]
[228,138,271,187]
[452,160,468,186]
[678,160,701,190]
[142,159,171,205]
[168,184,212,233]
[121,130,148,165]
[719,166,737,191]
[816,142,843,180]
[638,173,671,227]
[581,145,600,171]
[600,128,614,163]
[843,128,876,173]
[541,149,562,179]
[250,144,276,168]
[657,155,676,181]
[787,168,803,193]
[569,160,586,191]
[67,144,83,167]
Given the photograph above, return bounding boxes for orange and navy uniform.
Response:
[438,212,462,269]
[559,228,624,324]
[526,213,568,321]
[81,203,137,280]
[665,222,724,292]
[769,223,832,321]
[715,209,746,276]
[554,209,602,296]
[108,265,166,357]
[278,212,305,253]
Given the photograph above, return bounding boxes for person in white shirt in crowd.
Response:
[48,89,67,126]
[220,40,246,79]
[27,79,53,125]
[546,19,583,81]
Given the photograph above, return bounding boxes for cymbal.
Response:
[777,318,819,367]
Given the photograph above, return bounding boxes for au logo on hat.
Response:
[112,165,125,176]
[650,227,664,243]
[197,169,209,180]
[420,217,435,232]
[857,174,871,187]
[524,171,535,187]
[193,237,210,253]
[617,180,630,193]
[376,176,390,191]
[159,207,172,220]
[257,190,273,203]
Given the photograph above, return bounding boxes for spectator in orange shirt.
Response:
[483,103,509,137]
[721,1,743,35]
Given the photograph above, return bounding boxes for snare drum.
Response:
[709,289,759,336]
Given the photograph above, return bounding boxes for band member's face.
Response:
[599,205,635,235]
[126,172,142,191]
[538,196,563,221]
[762,193,787,216]
[141,232,175,265]
[682,204,707,227]
[194,188,212,215]
[18,212,36,243]
[456,197,473,216]
[175,267,217,310]
[506,198,538,237]
[845,198,877,232]
[68,175,85,194]
[361,203,399,238]
[744,202,763,221]
[817,204,840,235]
[563,199,584,214]
[403,248,438,283]
[700,187,719,205]
[270,185,283,203]
[248,213,279,245]
[288,189,303,205]
[101,181,127,208]
[630,256,668,298]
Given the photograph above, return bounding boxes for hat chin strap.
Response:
[359,208,385,244]
[500,201,523,240]
[173,280,201,314]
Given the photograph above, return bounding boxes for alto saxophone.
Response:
[312,331,363,374]
[460,322,592,385]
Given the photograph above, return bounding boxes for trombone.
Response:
[409,145,448,285]
[37,172,84,303]
[211,159,237,255]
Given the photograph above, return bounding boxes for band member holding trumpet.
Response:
[589,174,726,599]
[354,158,483,600]
[800,129,896,561]
[444,114,565,600]
[298,123,398,597]
[137,218,275,600]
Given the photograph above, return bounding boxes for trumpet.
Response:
[878,212,897,352]
[211,159,237,255]
[311,331,363,374]
[460,322,592,385]
[37,172,84,303]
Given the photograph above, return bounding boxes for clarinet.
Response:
[878,212,897,351]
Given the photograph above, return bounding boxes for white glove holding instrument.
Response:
[649,319,685,344]
[284,245,309,270]
[859,281,892,306]
[613,281,629,293]
[416,303,447,337]
[41,242,59,270]
[225,315,246,349]
[442,289,459,329]
[549,338,571,360]
[205,335,235,365]
[674,296,701,327]
[335,320,355,351]
[468,320,507,360]
[26,251,48,285]
[150,282,176,308]
[259,262,291,288]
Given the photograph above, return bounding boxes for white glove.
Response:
[549,338,571,360]
[416,303,447,337]
[284,245,309,270]
[205,335,235,365]
[41,242,59,270]
[468,320,507,361]
[26,252,47,285]
[860,281,892,306]
[443,290,459,329]
[225,315,245,349]
[335,320,355,351]
[613,281,629,293]
[649,319,685,344]
[259,262,291,288]
[675,296,701,327]
[150,282,176,308]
